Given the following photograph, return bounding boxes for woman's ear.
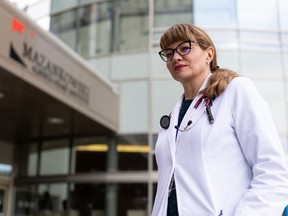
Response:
[206,46,214,62]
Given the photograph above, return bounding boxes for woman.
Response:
[152,23,288,216]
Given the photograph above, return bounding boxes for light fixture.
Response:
[0,92,5,99]
[76,144,108,152]
[75,144,150,153]
[47,117,64,124]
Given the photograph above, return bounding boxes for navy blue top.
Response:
[167,98,193,216]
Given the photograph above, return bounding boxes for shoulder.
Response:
[227,76,259,97]
[229,76,254,89]
[226,76,267,107]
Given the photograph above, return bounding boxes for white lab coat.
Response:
[152,75,288,216]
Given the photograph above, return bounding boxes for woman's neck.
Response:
[182,72,211,100]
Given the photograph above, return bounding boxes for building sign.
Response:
[9,18,90,104]
[23,43,90,104]
[0,1,118,131]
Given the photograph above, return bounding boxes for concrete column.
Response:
[106,137,118,216]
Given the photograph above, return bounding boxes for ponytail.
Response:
[200,67,239,98]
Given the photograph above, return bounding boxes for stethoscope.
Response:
[160,94,215,131]
[160,94,223,216]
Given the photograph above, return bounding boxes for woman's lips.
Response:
[174,64,186,70]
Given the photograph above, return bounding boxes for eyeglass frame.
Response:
[158,40,197,62]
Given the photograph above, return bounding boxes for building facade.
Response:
[2,0,288,215]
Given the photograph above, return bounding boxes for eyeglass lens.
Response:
[159,41,192,62]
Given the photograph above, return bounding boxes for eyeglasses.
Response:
[158,40,197,62]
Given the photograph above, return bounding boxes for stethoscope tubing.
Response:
[160,94,215,130]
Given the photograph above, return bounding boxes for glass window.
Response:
[284,54,288,77]
[79,0,96,4]
[120,81,148,133]
[206,29,238,49]
[73,135,148,173]
[51,0,77,13]
[58,30,77,51]
[69,183,106,216]
[38,183,68,215]
[151,79,182,132]
[111,53,149,80]
[193,0,236,26]
[282,33,288,51]
[240,51,283,77]
[77,2,112,57]
[239,30,280,50]
[17,142,38,177]
[71,183,147,216]
[117,135,148,171]
[112,0,148,52]
[217,50,240,72]
[154,0,192,27]
[0,142,13,176]
[40,139,69,175]
[118,183,148,215]
[14,185,38,216]
[72,136,108,173]
[50,9,77,50]
[279,0,288,31]
[253,79,287,133]
[237,0,278,29]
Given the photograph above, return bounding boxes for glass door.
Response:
[0,185,7,216]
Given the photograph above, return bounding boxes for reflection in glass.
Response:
[14,185,37,216]
[154,0,192,27]
[73,137,108,173]
[0,164,12,175]
[14,184,69,216]
[38,183,68,216]
[51,0,77,13]
[69,183,105,216]
[40,139,69,175]
[79,0,94,3]
[193,0,236,26]
[117,134,148,171]
[112,0,148,52]
[50,0,149,54]
[77,2,112,57]
[70,183,147,216]
[238,0,278,29]
[17,143,38,177]
[0,142,13,176]
[279,0,288,31]
[50,10,77,50]
[73,135,148,173]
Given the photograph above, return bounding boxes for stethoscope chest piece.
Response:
[160,115,170,129]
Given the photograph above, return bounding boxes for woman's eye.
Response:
[180,46,190,53]
[165,51,173,58]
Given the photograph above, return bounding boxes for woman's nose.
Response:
[172,51,183,61]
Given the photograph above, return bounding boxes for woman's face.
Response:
[165,40,213,84]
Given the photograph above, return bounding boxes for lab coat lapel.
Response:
[178,73,212,130]
[167,96,182,158]
[166,74,212,159]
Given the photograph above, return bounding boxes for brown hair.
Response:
[160,23,239,98]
